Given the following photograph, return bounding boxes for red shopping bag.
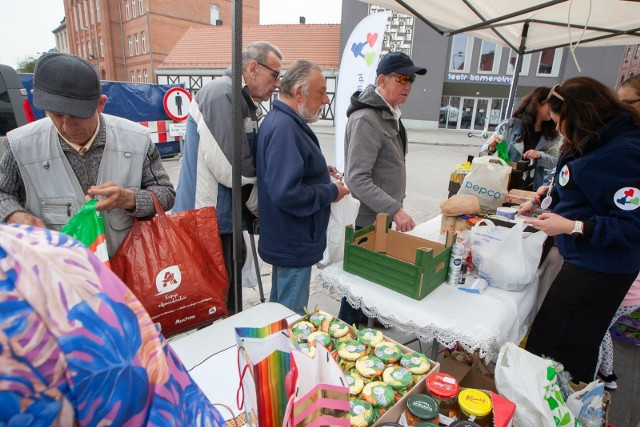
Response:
[111,194,228,336]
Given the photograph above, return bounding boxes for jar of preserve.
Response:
[457,389,493,427]
[449,420,481,427]
[403,394,440,425]
[426,372,460,423]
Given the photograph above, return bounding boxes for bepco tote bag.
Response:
[458,156,511,211]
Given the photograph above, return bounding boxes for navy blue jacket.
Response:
[256,100,338,267]
[550,112,640,274]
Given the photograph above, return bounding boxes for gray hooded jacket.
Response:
[344,84,408,227]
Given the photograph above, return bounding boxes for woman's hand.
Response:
[523,149,541,160]
[486,134,502,153]
[518,200,536,217]
[524,212,575,236]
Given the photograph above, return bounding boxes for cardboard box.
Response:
[439,357,516,427]
[289,314,440,427]
[343,214,453,300]
[372,362,440,426]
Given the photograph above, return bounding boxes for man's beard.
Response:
[298,102,322,123]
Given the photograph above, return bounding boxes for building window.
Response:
[128,36,133,56]
[536,48,563,77]
[139,0,144,15]
[73,6,79,31]
[87,41,92,58]
[478,40,502,74]
[449,34,474,73]
[141,32,147,53]
[99,37,104,57]
[89,0,95,24]
[132,0,137,18]
[625,47,632,62]
[125,0,130,20]
[137,70,142,82]
[83,0,90,27]
[134,34,139,55]
[143,69,149,83]
[131,71,135,82]
[82,43,86,59]
[507,50,531,76]
[210,4,220,25]
[96,0,101,22]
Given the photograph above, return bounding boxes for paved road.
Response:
[161,129,480,225]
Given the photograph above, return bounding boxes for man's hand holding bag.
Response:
[111,193,229,337]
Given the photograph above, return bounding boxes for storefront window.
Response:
[478,41,502,74]
[449,35,474,73]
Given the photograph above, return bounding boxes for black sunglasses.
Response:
[257,61,283,81]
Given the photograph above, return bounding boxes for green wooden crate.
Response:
[343,214,453,300]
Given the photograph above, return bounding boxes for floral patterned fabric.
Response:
[0,224,224,427]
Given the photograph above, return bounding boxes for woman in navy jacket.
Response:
[519,77,640,383]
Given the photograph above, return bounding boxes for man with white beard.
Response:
[256,60,350,314]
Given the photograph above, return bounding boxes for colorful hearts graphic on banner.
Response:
[366,32,378,47]
[364,52,376,66]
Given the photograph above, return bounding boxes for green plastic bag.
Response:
[61,199,110,267]
[496,140,511,164]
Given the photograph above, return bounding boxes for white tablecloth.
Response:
[318,216,558,361]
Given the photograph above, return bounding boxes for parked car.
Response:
[0,64,31,158]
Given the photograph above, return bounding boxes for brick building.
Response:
[63,0,259,82]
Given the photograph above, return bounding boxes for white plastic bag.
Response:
[458,156,511,211]
[495,343,576,427]
[318,194,360,268]
[242,231,263,288]
[469,219,547,291]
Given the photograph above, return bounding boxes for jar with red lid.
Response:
[426,372,460,423]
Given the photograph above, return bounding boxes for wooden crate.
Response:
[343,214,453,300]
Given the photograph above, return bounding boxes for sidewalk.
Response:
[310,122,487,148]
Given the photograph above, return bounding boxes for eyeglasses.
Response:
[257,61,283,81]
[621,98,640,105]
[393,74,417,85]
[547,84,565,102]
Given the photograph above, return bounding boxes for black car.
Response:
[0,64,30,157]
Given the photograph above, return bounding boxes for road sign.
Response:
[163,87,191,121]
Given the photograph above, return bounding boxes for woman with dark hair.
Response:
[481,86,562,189]
[518,76,640,383]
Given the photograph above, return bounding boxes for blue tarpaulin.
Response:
[19,75,182,156]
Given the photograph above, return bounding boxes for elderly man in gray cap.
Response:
[338,51,427,325]
[0,52,175,256]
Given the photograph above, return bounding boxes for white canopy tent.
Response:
[358,0,640,115]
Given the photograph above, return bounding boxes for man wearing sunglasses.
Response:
[173,41,283,315]
[338,51,427,325]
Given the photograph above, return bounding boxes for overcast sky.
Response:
[0,0,342,69]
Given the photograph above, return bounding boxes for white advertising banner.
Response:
[334,11,390,171]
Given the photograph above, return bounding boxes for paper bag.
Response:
[235,319,349,427]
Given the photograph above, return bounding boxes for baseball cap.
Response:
[376,51,427,76]
[32,52,101,119]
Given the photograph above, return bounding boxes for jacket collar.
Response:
[272,99,318,142]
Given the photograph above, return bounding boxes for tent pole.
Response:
[231,0,244,313]
[504,21,530,120]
